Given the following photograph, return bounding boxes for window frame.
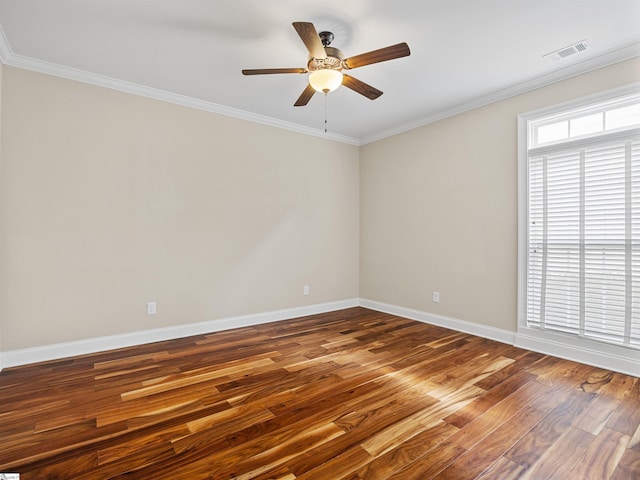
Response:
[528,93,640,149]
[516,82,640,377]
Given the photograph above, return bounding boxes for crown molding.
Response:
[360,41,640,145]
[0,24,12,63]
[1,22,638,147]
[1,48,360,146]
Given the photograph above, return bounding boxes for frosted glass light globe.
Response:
[309,69,343,93]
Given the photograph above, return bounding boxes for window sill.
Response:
[515,325,640,377]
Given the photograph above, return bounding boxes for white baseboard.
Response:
[515,329,640,378]
[2,298,637,377]
[361,298,638,377]
[0,298,359,369]
[359,298,516,345]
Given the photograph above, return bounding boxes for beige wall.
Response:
[0,66,359,350]
[360,57,640,332]
[0,61,3,362]
[1,57,638,354]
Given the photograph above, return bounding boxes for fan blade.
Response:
[242,68,306,75]
[294,84,316,107]
[342,74,383,100]
[344,42,410,69]
[292,22,327,60]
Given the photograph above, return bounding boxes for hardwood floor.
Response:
[0,307,638,479]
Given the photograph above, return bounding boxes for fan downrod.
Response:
[241,21,411,106]
[319,31,334,47]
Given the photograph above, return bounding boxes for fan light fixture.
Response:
[242,22,411,107]
[309,69,343,93]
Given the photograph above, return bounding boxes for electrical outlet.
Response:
[303,285,310,296]
[432,291,440,303]
[147,302,157,315]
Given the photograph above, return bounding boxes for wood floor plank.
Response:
[611,448,640,480]
[519,426,595,480]
[211,422,345,479]
[0,307,637,479]
[631,424,640,451]
[444,369,536,428]
[385,441,466,480]
[607,399,640,436]
[434,405,546,480]
[445,379,553,451]
[567,427,630,480]
[294,445,373,480]
[354,421,459,480]
[505,388,596,469]
[475,456,528,480]
[572,390,620,435]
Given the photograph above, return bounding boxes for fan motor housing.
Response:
[307,46,345,72]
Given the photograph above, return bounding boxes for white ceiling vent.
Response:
[544,40,589,62]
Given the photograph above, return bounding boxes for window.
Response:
[518,85,640,376]
[528,94,640,148]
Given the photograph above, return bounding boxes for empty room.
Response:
[0,1,639,479]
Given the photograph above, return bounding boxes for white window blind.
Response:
[526,131,640,349]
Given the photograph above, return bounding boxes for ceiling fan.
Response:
[242,22,410,106]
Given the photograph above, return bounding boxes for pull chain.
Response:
[324,91,328,133]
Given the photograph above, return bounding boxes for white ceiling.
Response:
[0,0,639,144]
